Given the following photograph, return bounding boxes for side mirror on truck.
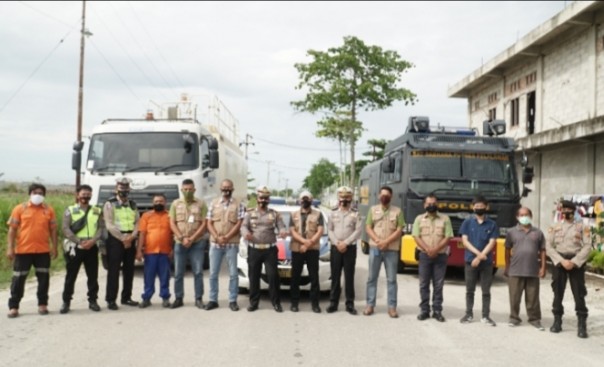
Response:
[72,141,84,171]
[381,157,394,173]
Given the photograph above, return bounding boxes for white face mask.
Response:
[30,194,45,205]
[518,216,531,226]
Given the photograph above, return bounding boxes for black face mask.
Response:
[153,204,165,212]
[118,190,129,198]
[474,208,486,216]
[563,212,574,220]
[258,200,269,208]
[222,190,233,198]
[301,200,311,209]
[80,196,91,204]
[426,205,437,213]
[340,200,351,207]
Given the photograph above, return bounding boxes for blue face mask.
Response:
[518,216,531,225]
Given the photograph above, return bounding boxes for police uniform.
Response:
[289,191,324,312]
[103,178,140,308]
[61,203,104,308]
[545,200,591,337]
[327,186,361,314]
[240,186,286,311]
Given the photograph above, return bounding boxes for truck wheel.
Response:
[397,260,405,273]
[361,241,369,255]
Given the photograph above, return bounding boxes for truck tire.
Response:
[397,260,406,273]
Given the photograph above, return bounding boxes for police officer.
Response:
[104,177,140,310]
[412,194,452,322]
[240,186,286,312]
[289,190,324,313]
[545,200,592,338]
[326,186,361,315]
[60,184,104,314]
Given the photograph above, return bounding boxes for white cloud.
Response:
[0,1,566,189]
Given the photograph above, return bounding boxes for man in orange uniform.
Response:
[136,194,174,308]
[6,183,58,318]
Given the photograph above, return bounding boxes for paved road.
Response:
[1,252,603,367]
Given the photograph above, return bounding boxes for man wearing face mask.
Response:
[204,179,246,312]
[169,179,208,309]
[504,207,546,330]
[136,194,173,309]
[364,186,405,318]
[459,195,499,326]
[103,177,140,310]
[240,185,287,312]
[545,200,592,338]
[326,186,361,315]
[412,194,453,322]
[60,185,104,314]
[6,183,58,318]
[289,190,324,313]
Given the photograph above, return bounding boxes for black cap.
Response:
[560,200,576,211]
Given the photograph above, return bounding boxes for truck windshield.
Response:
[409,151,516,197]
[87,132,199,173]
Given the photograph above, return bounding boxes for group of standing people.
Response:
[4,181,593,338]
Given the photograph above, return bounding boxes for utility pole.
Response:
[239,133,255,160]
[265,160,274,188]
[75,0,88,187]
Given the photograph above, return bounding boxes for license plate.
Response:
[278,268,292,278]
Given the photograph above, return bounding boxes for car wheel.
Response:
[361,241,369,255]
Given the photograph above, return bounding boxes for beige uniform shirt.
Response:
[545,221,592,267]
[328,208,361,246]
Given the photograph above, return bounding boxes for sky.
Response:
[0,1,568,191]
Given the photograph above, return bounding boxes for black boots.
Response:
[550,315,588,338]
[577,316,588,339]
[550,315,562,333]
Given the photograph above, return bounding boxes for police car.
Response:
[237,198,331,293]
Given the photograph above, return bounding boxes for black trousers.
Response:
[62,245,99,303]
[291,250,320,306]
[551,263,588,317]
[8,253,50,309]
[247,246,280,307]
[329,245,357,307]
[105,234,136,303]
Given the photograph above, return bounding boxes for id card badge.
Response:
[188,215,195,224]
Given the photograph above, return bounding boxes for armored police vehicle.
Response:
[358,116,533,272]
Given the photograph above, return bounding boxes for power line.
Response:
[18,1,79,29]
[253,136,369,152]
[127,1,185,89]
[0,31,73,115]
[108,2,179,100]
[91,6,171,101]
[248,158,309,172]
[87,38,145,106]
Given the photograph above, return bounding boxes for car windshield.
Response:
[409,151,517,197]
[87,132,199,173]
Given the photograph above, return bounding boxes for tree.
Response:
[303,158,339,198]
[315,111,363,186]
[364,138,388,161]
[292,35,416,191]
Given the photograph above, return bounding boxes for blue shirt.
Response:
[459,215,499,264]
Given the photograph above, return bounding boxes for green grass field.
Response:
[0,190,75,289]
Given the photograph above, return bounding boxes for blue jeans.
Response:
[418,252,448,313]
[366,248,398,308]
[209,244,239,303]
[141,254,171,301]
[173,240,206,300]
